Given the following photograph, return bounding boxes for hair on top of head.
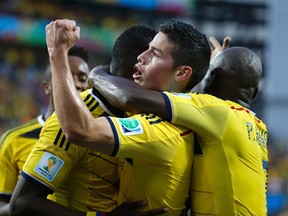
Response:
[68,45,89,64]
[159,20,211,91]
[110,25,157,79]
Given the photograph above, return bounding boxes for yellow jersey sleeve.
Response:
[22,113,85,192]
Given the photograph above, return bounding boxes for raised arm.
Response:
[45,19,115,154]
[88,66,168,119]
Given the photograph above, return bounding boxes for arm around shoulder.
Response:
[89,67,168,119]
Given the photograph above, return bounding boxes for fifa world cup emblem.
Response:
[44,157,57,172]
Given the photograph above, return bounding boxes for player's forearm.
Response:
[49,50,93,138]
[49,51,115,155]
[45,19,96,150]
[89,68,168,118]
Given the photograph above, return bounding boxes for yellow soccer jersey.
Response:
[22,88,123,212]
[161,92,268,216]
[117,158,133,204]
[0,115,45,201]
[106,114,194,216]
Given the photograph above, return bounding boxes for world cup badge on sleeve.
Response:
[34,152,64,182]
[117,118,143,136]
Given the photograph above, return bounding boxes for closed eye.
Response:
[151,45,163,57]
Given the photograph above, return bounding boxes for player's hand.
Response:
[106,200,168,216]
[46,19,80,55]
[209,36,232,60]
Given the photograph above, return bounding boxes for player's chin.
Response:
[133,79,142,85]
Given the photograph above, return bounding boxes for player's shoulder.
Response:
[254,115,267,130]
[0,117,42,144]
[167,92,223,105]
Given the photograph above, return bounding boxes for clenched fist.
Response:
[46,19,80,56]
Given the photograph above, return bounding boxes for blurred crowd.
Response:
[0,0,160,134]
[0,46,48,134]
[267,137,288,215]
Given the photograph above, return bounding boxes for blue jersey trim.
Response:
[262,160,268,170]
[104,116,119,157]
[0,193,11,202]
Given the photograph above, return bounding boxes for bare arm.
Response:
[88,66,169,119]
[10,176,86,216]
[46,19,115,154]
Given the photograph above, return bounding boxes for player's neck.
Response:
[43,105,55,121]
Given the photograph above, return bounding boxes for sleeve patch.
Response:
[116,118,143,136]
[33,152,64,182]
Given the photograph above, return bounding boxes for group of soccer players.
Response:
[0,18,268,216]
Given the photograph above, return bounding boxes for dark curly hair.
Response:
[68,45,89,64]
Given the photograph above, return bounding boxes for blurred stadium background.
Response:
[0,0,287,215]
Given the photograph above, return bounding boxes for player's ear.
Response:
[175,66,192,82]
[43,81,49,95]
[43,81,52,95]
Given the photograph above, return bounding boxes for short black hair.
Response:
[68,45,89,64]
[160,21,211,91]
[110,25,157,79]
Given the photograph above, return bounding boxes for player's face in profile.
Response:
[134,32,177,91]
[68,56,90,92]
